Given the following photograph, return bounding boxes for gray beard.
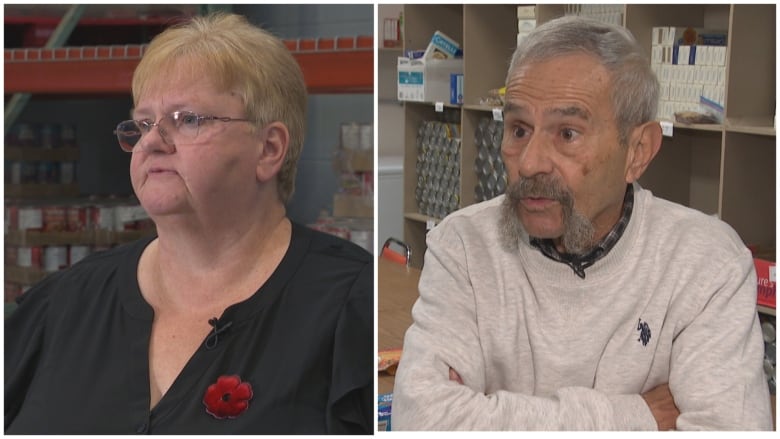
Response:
[499,176,595,255]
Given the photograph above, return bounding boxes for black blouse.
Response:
[5,222,373,434]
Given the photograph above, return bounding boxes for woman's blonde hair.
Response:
[132,12,307,204]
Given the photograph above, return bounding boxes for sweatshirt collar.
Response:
[530,184,634,279]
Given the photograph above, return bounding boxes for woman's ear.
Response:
[256,121,290,183]
[625,121,662,183]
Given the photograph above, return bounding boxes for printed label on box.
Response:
[399,71,423,85]
[397,57,464,103]
[450,73,463,105]
[755,258,776,309]
[424,31,460,60]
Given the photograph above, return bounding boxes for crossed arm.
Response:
[391,229,771,431]
[450,368,678,430]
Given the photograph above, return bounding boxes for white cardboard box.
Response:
[397,57,464,103]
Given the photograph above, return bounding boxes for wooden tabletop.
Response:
[378,257,421,395]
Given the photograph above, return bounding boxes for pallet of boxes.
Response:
[309,122,373,254]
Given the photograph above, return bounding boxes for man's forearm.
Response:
[394,358,658,430]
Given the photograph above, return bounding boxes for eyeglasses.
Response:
[114,111,251,152]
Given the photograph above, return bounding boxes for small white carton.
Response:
[397,56,464,103]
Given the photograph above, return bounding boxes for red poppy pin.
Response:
[203,375,253,419]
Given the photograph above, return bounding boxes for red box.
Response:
[754,258,776,309]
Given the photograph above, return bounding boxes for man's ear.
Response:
[625,121,662,183]
[256,121,289,183]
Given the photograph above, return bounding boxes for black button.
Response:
[136,422,148,434]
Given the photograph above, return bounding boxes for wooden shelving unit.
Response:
[5,229,152,247]
[387,4,775,269]
[4,146,79,161]
[4,184,80,198]
[5,266,55,286]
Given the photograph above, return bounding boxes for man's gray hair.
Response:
[507,16,659,147]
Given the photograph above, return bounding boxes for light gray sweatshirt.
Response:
[392,185,772,430]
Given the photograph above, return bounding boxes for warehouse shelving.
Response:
[4,7,374,300]
[5,36,373,95]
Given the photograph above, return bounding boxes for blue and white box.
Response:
[397,56,464,102]
[423,30,461,60]
[450,74,463,105]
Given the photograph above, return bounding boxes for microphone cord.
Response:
[205,317,233,350]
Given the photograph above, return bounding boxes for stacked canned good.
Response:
[5,122,78,149]
[760,314,776,395]
[474,117,507,203]
[4,122,78,185]
[337,122,374,200]
[415,110,461,219]
[5,161,76,185]
[4,198,154,303]
[5,199,152,234]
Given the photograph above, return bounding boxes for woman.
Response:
[5,13,373,434]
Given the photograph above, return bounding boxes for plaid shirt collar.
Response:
[530,184,634,279]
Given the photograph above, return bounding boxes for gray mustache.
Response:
[505,176,573,205]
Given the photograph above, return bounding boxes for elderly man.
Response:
[392,16,772,431]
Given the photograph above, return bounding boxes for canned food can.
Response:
[43,246,68,272]
[359,123,373,150]
[69,245,91,266]
[17,246,43,269]
[18,207,43,231]
[42,205,68,232]
[14,123,39,148]
[60,161,76,184]
[37,161,59,183]
[6,205,19,231]
[61,124,77,148]
[21,162,38,183]
[340,122,361,150]
[115,204,150,231]
[66,205,90,231]
[40,123,61,149]
[8,161,22,184]
[361,172,374,195]
[762,321,776,343]
[91,205,116,231]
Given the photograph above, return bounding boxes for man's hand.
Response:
[449,367,464,385]
[641,383,679,430]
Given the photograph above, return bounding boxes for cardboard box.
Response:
[450,73,463,105]
[517,19,536,32]
[652,27,728,47]
[333,193,373,218]
[755,258,776,309]
[337,148,373,173]
[516,5,535,18]
[378,393,393,431]
[423,30,461,60]
[398,57,464,103]
[383,18,400,47]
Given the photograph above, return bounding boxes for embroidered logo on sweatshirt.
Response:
[637,318,651,346]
